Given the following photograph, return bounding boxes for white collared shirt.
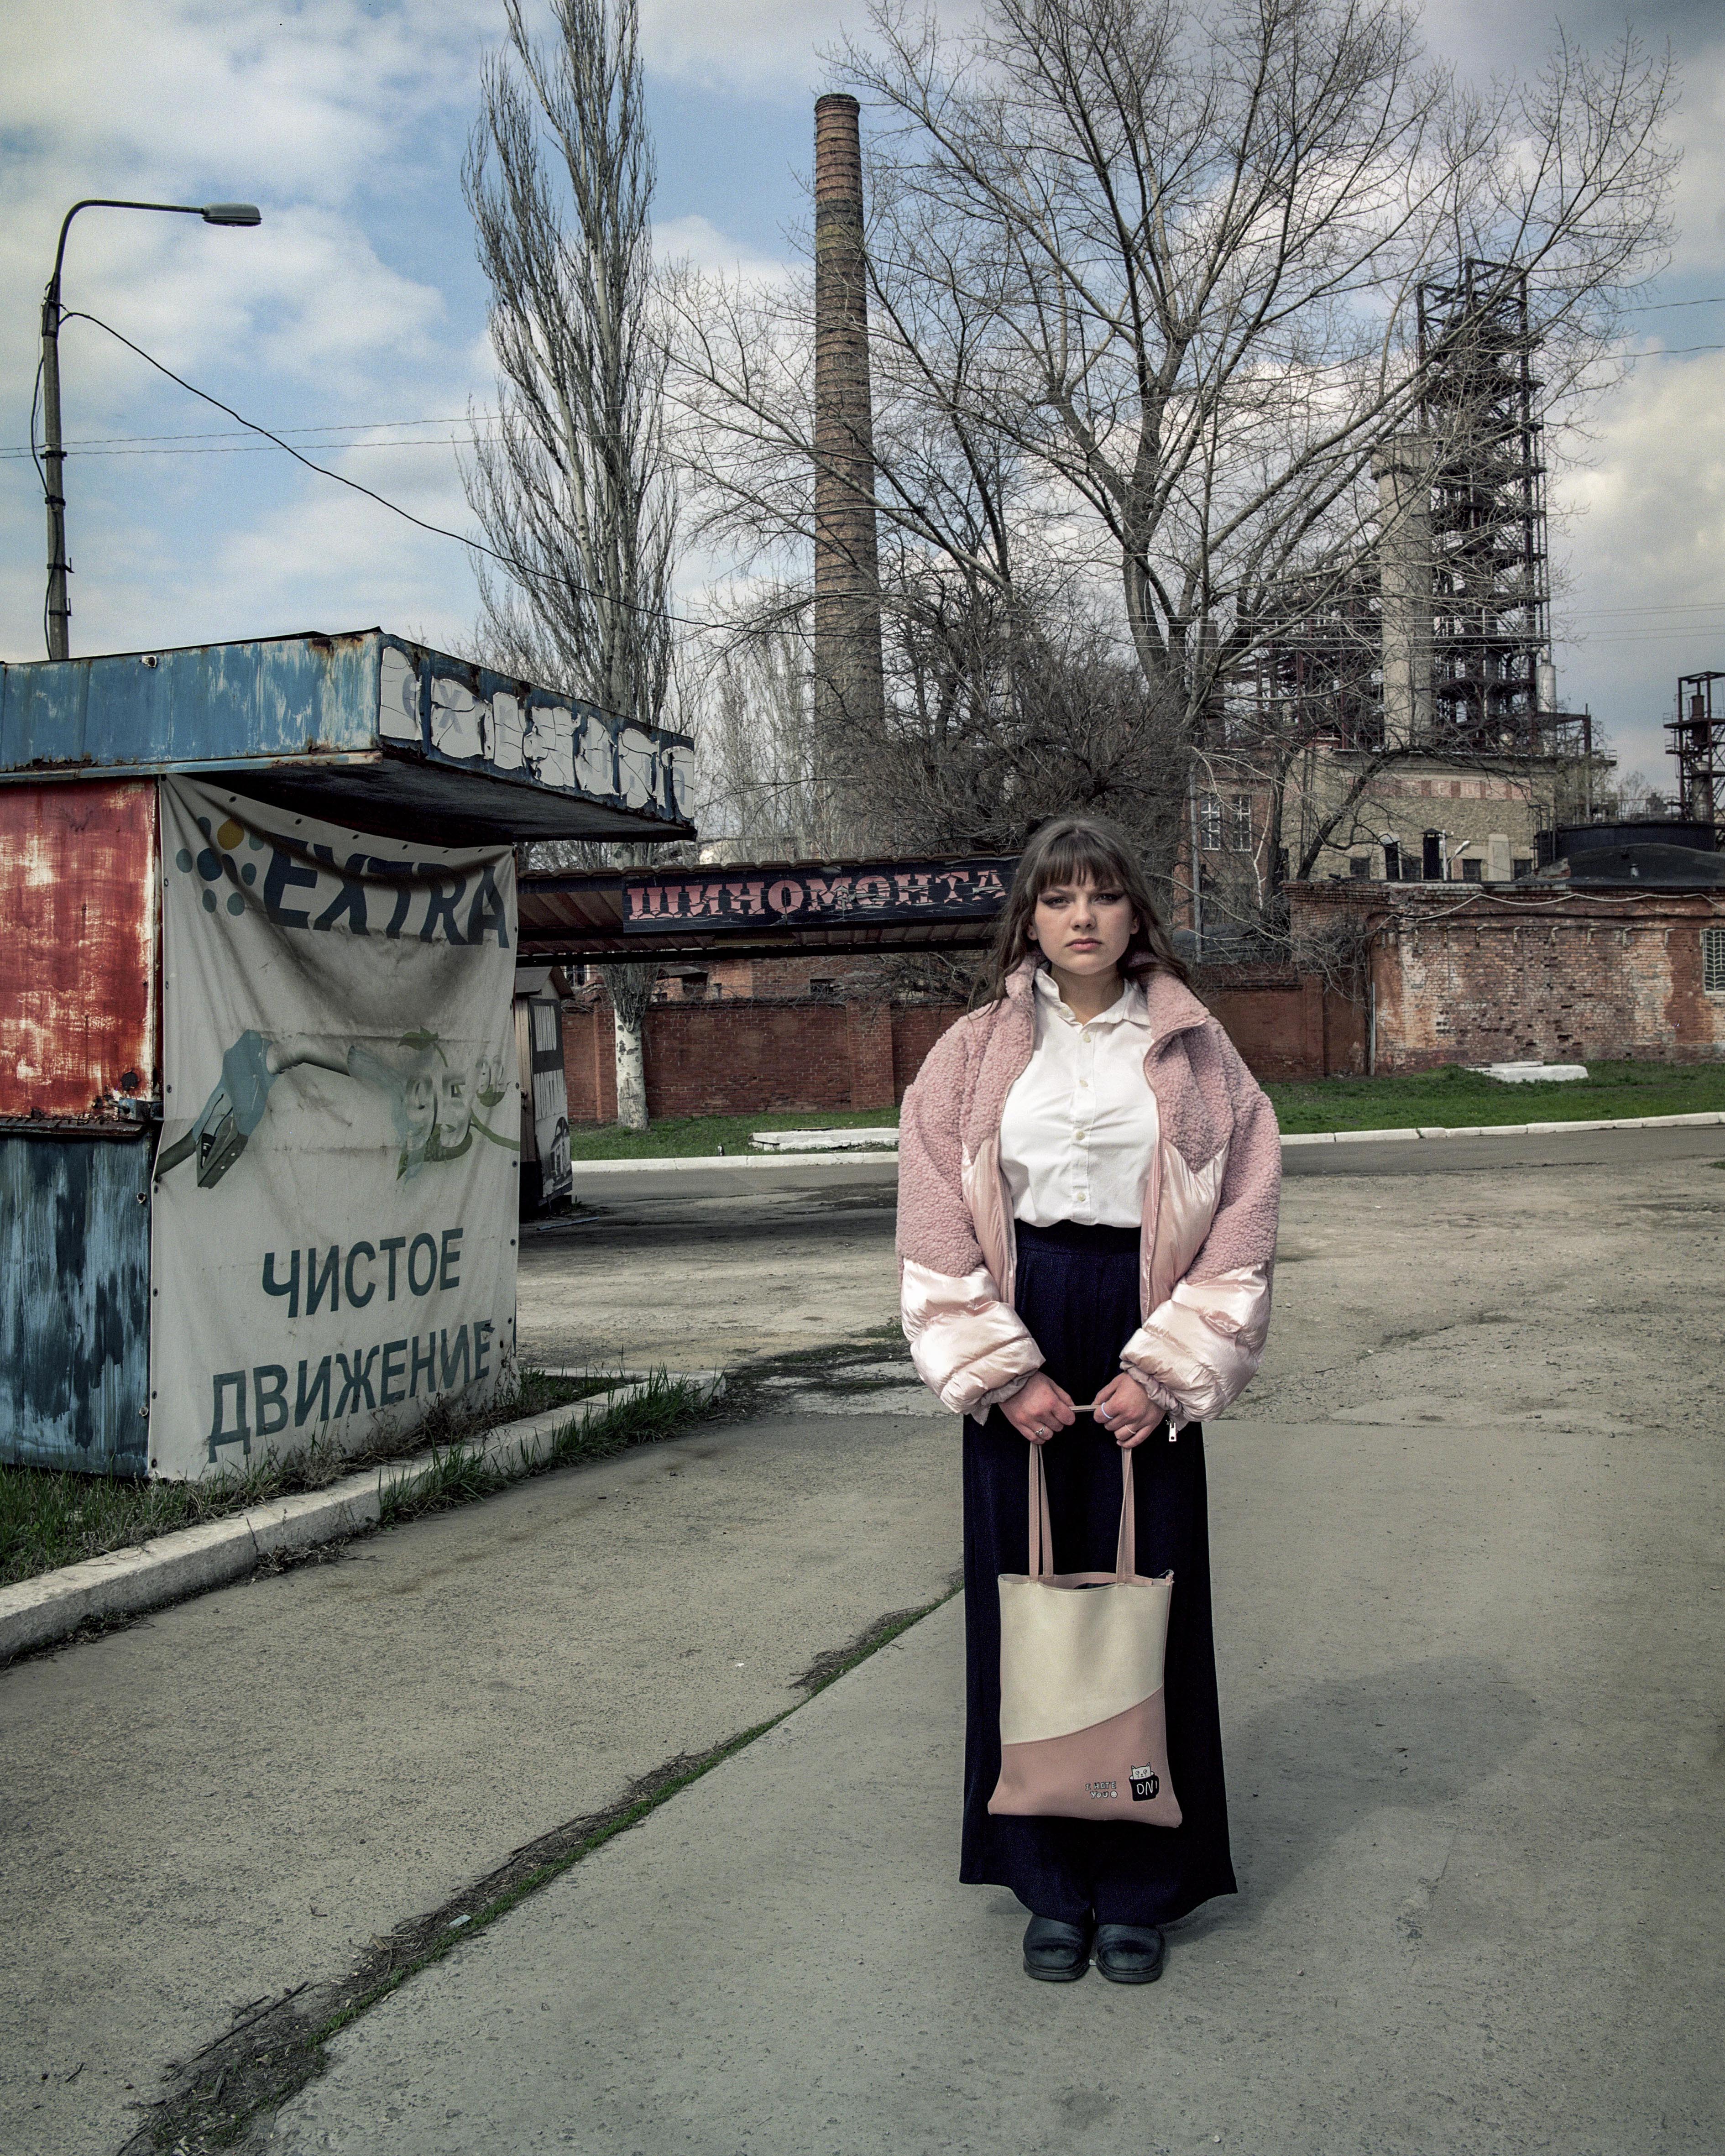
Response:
[998,969,1157,1229]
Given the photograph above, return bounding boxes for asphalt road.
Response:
[525,1124,1725,1372]
[2,1124,1721,2153]
[269,1125,1725,2154]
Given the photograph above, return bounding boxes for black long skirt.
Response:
[960,1218,1238,1927]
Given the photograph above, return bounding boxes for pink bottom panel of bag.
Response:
[989,1691,1182,1828]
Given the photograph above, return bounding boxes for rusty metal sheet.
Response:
[0,779,157,1122]
[0,1133,152,1472]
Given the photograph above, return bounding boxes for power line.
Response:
[0,433,497,462]
[14,303,1725,462]
[5,413,500,451]
[26,309,1725,650]
[47,310,751,639]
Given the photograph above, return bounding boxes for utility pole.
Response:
[39,198,261,660]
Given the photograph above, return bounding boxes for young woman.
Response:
[896,816,1281,1984]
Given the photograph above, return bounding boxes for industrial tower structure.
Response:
[1668,671,1725,840]
[1240,262,1591,765]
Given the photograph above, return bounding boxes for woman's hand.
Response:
[1092,1371,1162,1448]
[1001,1372,1077,1445]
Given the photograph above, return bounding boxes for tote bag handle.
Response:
[1027,1444,1137,1583]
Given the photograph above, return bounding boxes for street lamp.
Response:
[40,198,262,660]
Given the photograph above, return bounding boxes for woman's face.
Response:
[402,1072,438,1148]
[1031,875,1137,979]
[439,1067,473,1150]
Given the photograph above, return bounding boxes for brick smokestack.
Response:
[813,93,885,742]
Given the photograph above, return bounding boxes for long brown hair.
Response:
[980,817,1190,1004]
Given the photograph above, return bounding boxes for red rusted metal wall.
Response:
[0,779,158,1121]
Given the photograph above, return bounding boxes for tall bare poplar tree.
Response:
[465,0,674,1129]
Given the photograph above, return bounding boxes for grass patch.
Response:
[566,1103,901,1161]
[1264,1057,1725,1135]
[0,1366,616,1590]
[562,1061,1725,1156]
[378,1371,710,1527]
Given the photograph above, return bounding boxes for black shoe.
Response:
[1022,1915,1093,1982]
[1094,1922,1166,1984]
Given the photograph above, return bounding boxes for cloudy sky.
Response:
[1,0,1722,784]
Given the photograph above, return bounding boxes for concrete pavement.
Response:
[0,1399,957,2156]
[269,1398,1725,2154]
[2,1123,1721,2152]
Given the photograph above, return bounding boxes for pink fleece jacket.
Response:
[895,957,1281,1428]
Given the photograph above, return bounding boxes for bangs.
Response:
[1024,825,1134,898]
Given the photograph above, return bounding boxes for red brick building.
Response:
[1291,879,1725,1071]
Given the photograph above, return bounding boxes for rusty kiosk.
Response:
[0,629,693,1478]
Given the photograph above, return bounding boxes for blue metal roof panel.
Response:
[0,630,378,768]
[0,629,695,843]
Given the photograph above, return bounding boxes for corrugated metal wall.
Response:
[0,1135,152,1473]
[0,778,157,1121]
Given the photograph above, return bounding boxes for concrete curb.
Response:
[1281,1109,1725,1146]
[569,1110,1725,1175]
[571,1150,899,1175]
[0,1373,725,1666]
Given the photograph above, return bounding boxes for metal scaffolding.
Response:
[1234,572,1383,754]
[1239,260,1595,769]
[1417,260,1551,751]
[1667,671,1725,837]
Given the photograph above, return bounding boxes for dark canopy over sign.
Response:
[518,855,1018,963]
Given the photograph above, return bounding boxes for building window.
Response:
[1704,928,1725,994]
[1383,840,1401,882]
[1198,794,1223,851]
[1229,794,1253,850]
[1349,854,1371,879]
[1422,830,1443,880]
[1512,856,1534,879]
[1460,857,1483,882]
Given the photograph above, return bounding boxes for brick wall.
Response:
[562,992,965,1123]
[1195,965,1365,1081]
[560,964,1373,1126]
[890,1003,965,1096]
[1290,881,1725,1070]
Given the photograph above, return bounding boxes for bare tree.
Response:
[668,0,1674,943]
[695,616,848,858]
[465,0,675,1129]
[855,0,1673,704]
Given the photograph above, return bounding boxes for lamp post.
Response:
[41,198,261,660]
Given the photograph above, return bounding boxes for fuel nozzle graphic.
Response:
[155,1031,277,1187]
[154,1029,515,1191]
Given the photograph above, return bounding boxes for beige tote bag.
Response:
[988,1446,1181,1828]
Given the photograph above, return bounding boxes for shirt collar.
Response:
[1034,967,1150,1031]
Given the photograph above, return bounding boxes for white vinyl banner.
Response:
[150,777,519,1480]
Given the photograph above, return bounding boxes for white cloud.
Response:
[0,0,490,663]
[1550,350,1725,773]
[638,0,846,89]
[653,212,792,281]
